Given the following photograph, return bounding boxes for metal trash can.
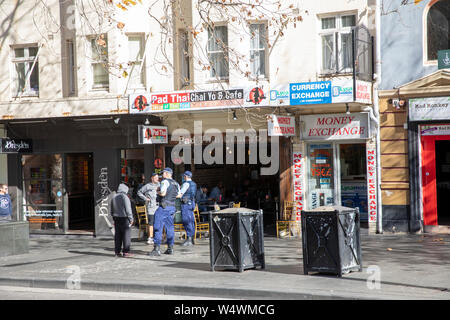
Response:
[208,208,265,272]
[301,206,362,277]
[174,198,183,224]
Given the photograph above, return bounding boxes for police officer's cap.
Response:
[184,171,193,178]
[162,168,173,174]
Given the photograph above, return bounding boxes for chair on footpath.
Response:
[228,202,240,208]
[276,201,300,238]
[136,205,148,240]
[194,204,209,239]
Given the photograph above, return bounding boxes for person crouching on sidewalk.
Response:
[111,183,134,258]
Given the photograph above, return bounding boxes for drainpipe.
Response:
[374,0,383,234]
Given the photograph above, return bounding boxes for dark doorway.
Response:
[435,140,450,225]
[65,153,95,231]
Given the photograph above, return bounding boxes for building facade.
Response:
[379,0,450,233]
[0,0,378,236]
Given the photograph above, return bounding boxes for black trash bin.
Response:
[208,208,265,272]
[301,206,362,277]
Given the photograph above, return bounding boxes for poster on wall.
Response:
[244,86,269,107]
[409,96,450,121]
[341,182,368,220]
[292,151,304,221]
[267,115,296,136]
[269,84,290,106]
[331,78,354,103]
[366,143,377,224]
[138,125,168,144]
[129,93,152,113]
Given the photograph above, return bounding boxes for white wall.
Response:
[191,0,373,89]
[0,1,174,119]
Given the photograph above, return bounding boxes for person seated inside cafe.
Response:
[209,181,223,203]
[0,184,12,222]
[196,185,209,212]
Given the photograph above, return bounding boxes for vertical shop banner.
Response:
[292,151,304,220]
[355,80,372,104]
[268,115,296,136]
[138,125,168,144]
[366,143,377,224]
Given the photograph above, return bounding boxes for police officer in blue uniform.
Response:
[149,168,180,256]
[178,171,197,246]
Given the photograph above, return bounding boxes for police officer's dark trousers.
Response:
[113,217,131,255]
[153,206,176,246]
[181,201,196,238]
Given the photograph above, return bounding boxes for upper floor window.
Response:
[249,23,268,78]
[89,34,109,89]
[12,46,39,97]
[127,35,146,88]
[207,25,229,80]
[178,30,191,88]
[320,14,356,74]
[427,0,450,61]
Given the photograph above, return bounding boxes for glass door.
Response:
[66,153,94,231]
[22,154,64,233]
[307,144,335,209]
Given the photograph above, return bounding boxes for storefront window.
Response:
[307,144,334,209]
[22,154,64,232]
[121,149,145,202]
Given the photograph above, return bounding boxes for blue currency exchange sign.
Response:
[290,81,332,105]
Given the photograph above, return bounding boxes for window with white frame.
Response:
[67,40,77,96]
[12,46,39,97]
[127,35,146,88]
[89,35,109,89]
[426,0,449,61]
[249,23,267,78]
[207,25,229,80]
[319,14,356,74]
[179,30,191,87]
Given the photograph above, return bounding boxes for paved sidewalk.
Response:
[0,228,449,300]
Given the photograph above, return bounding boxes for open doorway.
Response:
[339,143,368,221]
[436,140,450,225]
[66,153,94,231]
